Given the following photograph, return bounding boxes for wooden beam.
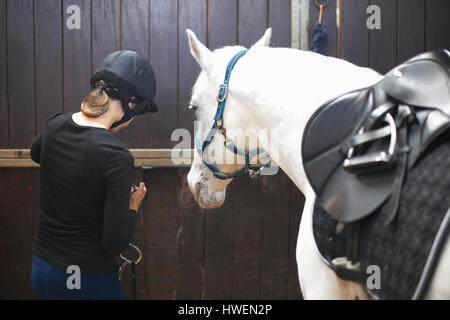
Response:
[0,149,194,168]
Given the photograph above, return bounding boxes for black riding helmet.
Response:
[90,50,158,128]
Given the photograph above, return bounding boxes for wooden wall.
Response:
[0,0,302,300]
[311,0,450,73]
[1,0,448,300]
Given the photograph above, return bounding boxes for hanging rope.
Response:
[310,0,329,55]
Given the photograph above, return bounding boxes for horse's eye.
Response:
[188,104,198,111]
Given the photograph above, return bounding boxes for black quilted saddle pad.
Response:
[313,130,450,300]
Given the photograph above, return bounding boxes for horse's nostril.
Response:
[195,182,202,192]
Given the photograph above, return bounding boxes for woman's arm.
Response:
[102,148,138,257]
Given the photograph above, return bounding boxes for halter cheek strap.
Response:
[195,49,271,180]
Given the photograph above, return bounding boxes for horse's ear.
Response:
[251,28,272,49]
[186,29,213,72]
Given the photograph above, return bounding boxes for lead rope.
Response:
[118,243,142,300]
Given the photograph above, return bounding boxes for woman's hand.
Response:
[130,182,147,212]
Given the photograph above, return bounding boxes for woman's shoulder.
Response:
[91,130,133,158]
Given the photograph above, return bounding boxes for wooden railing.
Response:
[0,149,194,168]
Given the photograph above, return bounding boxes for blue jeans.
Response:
[31,255,126,300]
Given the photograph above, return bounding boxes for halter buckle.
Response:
[217,84,228,103]
[247,168,261,178]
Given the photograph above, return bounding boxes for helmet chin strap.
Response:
[110,96,134,129]
[110,88,147,129]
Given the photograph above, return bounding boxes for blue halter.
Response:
[194,49,271,180]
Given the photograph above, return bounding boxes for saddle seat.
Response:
[302,49,450,223]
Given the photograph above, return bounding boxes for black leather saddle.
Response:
[302,50,450,223]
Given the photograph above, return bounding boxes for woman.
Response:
[30,50,158,299]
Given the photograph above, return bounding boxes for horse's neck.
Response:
[236,50,384,194]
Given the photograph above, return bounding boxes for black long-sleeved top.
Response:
[30,112,138,274]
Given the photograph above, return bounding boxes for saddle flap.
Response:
[302,87,398,222]
[302,88,373,191]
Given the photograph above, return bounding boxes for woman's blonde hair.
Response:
[81,80,110,118]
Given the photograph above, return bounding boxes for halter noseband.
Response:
[194,49,271,180]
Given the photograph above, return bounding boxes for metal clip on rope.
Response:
[118,243,142,281]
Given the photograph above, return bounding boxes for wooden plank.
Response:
[0,169,9,298]
[202,1,237,300]
[0,148,194,168]
[208,0,238,50]
[175,168,204,299]
[63,0,91,113]
[238,0,267,48]
[369,0,397,74]
[425,0,450,51]
[3,169,34,298]
[287,181,304,300]
[35,0,64,132]
[231,176,262,299]
[203,196,234,299]
[7,0,35,147]
[92,0,120,69]
[120,0,151,148]
[149,0,178,148]
[142,168,179,299]
[0,0,8,147]
[341,0,370,67]
[397,0,425,64]
[268,0,291,48]
[260,172,291,299]
[178,0,207,146]
[310,0,337,57]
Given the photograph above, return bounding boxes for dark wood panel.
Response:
[0,0,8,147]
[176,168,204,299]
[3,169,34,298]
[142,168,179,299]
[120,0,151,148]
[34,0,64,132]
[178,0,207,147]
[63,0,91,113]
[369,0,397,74]
[231,176,262,299]
[310,0,338,57]
[208,0,238,50]
[6,0,35,147]
[238,0,267,48]
[260,172,291,299]
[203,197,234,299]
[341,0,370,67]
[92,0,120,70]
[287,181,304,300]
[425,0,450,51]
[0,169,8,298]
[397,0,425,64]
[149,0,178,148]
[268,0,291,48]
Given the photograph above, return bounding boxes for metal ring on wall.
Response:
[314,0,328,8]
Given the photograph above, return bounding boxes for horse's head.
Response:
[186,28,272,209]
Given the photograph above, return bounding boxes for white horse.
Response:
[185,28,450,299]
